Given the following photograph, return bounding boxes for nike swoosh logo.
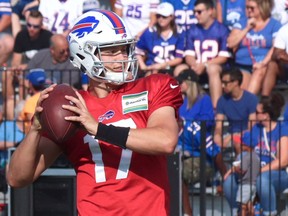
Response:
[170,84,179,89]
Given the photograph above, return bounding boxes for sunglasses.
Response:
[27,23,41,29]
[59,48,70,55]
[246,6,256,11]
[156,14,170,19]
[221,80,234,86]
[256,110,265,115]
[194,9,206,15]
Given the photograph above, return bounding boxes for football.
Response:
[40,84,79,143]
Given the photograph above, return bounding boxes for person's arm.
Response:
[11,53,23,67]
[0,14,11,32]
[216,0,223,23]
[261,136,288,172]
[0,141,15,150]
[214,153,227,177]
[113,7,123,17]
[248,112,256,130]
[185,55,197,68]
[136,54,149,71]
[64,91,179,155]
[272,47,288,63]
[148,57,183,71]
[227,18,255,49]
[6,84,62,188]
[214,113,225,148]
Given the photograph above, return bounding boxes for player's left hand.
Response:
[63,91,98,135]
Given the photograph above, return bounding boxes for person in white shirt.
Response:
[38,0,83,36]
[114,0,159,39]
[262,23,288,96]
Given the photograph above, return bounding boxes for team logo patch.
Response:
[98,110,115,122]
[70,16,99,39]
[122,91,148,114]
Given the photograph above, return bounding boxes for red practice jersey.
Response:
[61,74,183,216]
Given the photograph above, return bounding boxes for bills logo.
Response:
[70,16,99,39]
[98,110,115,122]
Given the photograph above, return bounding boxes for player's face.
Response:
[194,3,212,26]
[99,45,129,73]
[26,17,42,38]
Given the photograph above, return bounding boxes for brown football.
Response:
[40,84,79,143]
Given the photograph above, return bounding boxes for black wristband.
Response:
[95,123,130,149]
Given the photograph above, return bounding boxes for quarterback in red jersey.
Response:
[7,10,183,216]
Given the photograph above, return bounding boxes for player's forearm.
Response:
[6,129,42,187]
[126,125,178,155]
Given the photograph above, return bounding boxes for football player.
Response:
[7,10,183,216]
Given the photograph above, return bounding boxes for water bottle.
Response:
[254,202,261,216]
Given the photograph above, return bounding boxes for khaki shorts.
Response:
[182,157,213,185]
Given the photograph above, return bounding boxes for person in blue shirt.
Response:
[216,0,246,31]
[227,0,281,95]
[173,0,232,108]
[161,0,197,34]
[136,2,185,77]
[176,69,226,216]
[0,99,25,193]
[214,67,258,154]
[224,92,288,216]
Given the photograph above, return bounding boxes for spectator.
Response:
[224,92,288,216]
[216,0,246,31]
[135,2,184,77]
[83,0,100,13]
[223,137,260,216]
[271,0,288,25]
[27,34,81,88]
[0,0,14,67]
[114,0,159,39]
[176,69,226,216]
[227,0,281,94]
[0,99,25,150]
[7,10,183,215]
[11,0,39,37]
[214,67,258,154]
[38,0,83,36]
[19,68,47,133]
[161,0,197,33]
[173,0,231,108]
[262,22,288,96]
[11,10,52,68]
[0,99,25,194]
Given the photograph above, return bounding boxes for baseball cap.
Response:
[26,68,46,87]
[156,2,174,17]
[176,69,199,84]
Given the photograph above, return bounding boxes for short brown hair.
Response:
[29,10,43,19]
